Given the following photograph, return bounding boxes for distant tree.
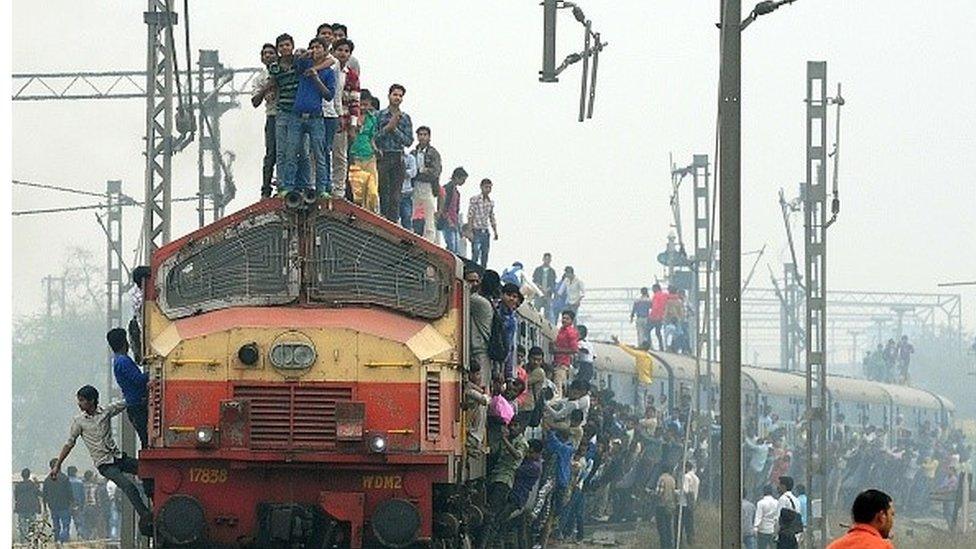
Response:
[12,249,111,471]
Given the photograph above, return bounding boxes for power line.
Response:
[13,179,106,198]
[12,194,200,216]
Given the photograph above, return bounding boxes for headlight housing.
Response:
[368,433,387,454]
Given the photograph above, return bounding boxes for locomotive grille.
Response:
[233,384,353,449]
[425,372,441,441]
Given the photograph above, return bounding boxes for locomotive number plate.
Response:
[188,468,229,484]
[362,475,402,489]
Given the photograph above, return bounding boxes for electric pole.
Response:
[717,0,743,546]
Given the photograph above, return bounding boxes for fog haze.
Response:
[11,1,976,326]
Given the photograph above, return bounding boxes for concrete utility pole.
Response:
[717,0,742,545]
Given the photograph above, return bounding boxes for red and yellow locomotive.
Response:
[138,197,473,547]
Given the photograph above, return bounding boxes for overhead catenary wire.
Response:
[12,194,199,216]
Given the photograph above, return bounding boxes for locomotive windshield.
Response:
[157,212,298,318]
[308,216,450,319]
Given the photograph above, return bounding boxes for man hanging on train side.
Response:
[50,385,154,537]
[107,328,148,450]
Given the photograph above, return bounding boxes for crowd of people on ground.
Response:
[251,23,501,266]
[740,406,973,547]
[862,335,915,385]
[630,284,694,355]
[464,260,724,548]
[13,464,122,543]
[13,271,155,543]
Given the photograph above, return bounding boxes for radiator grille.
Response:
[425,372,441,441]
[309,216,450,319]
[233,384,353,449]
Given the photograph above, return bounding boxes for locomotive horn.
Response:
[302,187,319,205]
[284,190,304,209]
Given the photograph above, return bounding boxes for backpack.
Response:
[487,310,510,362]
[778,495,804,536]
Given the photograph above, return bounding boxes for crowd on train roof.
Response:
[11,20,975,548]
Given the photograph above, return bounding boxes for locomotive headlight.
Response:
[195,425,216,447]
[292,345,315,367]
[269,342,316,370]
[368,433,388,454]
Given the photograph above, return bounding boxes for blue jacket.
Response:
[546,431,575,488]
[293,57,336,115]
[113,353,148,405]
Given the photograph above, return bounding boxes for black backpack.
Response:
[487,310,509,362]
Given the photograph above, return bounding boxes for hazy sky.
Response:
[9,1,976,330]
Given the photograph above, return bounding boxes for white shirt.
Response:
[546,394,591,424]
[402,153,418,193]
[776,491,800,531]
[128,285,143,319]
[754,495,779,534]
[320,56,340,118]
[565,277,585,305]
[578,339,595,364]
[680,470,700,506]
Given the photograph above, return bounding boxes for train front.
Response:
[139,199,465,548]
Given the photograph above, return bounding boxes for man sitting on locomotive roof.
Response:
[50,385,153,537]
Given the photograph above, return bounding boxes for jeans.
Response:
[757,532,776,549]
[17,513,35,542]
[51,507,71,542]
[559,490,585,540]
[442,226,459,254]
[472,228,491,268]
[97,455,151,520]
[377,152,404,222]
[413,181,438,242]
[331,128,348,197]
[635,317,649,347]
[656,507,674,549]
[744,534,758,549]
[399,193,413,229]
[262,115,276,196]
[283,113,337,194]
[127,401,149,449]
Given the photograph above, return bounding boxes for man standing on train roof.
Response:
[437,167,468,254]
[107,328,149,450]
[532,253,558,318]
[251,42,279,199]
[468,178,498,268]
[282,38,337,198]
[329,24,361,75]
[649,283,668,351]
[51,385,154,537]
[826,489,895,549]
[630,286,652,348]
[375,84,414,222]
[411,125,442,243]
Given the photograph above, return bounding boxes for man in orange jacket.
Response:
[826,489,895,549]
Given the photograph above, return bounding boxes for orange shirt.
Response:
[826,524,894,549]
